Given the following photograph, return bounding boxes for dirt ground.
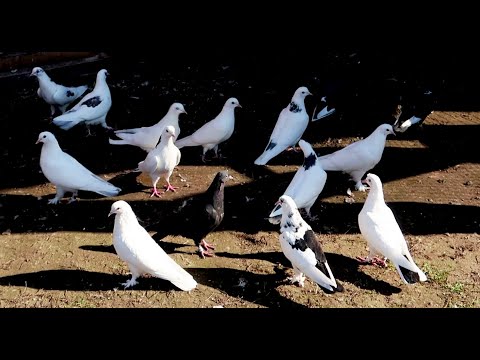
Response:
[0,51,479,308]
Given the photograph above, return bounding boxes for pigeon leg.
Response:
[150,178,163,198]
[356,256,374,264]
[198,239,215,258]
[163,181,178,193]
[288,266,306,287]
[372,257,387,267]
[304,208,319,221]
[67,190,79,204]
[122,276,139,289]
[85,124,93,137]
[48,187,66,204]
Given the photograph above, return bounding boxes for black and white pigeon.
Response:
[312,96,336,122]
[52,69,112,133]
[175,98,241,162]
[358,173,427,285]
[393,90,434,133]
[136,125,181,198]
[36,131,121,204]
[276,195,343,292]
[254,86,312,165]
[30,67,89,116]
[109,102,187,152]
[109,200,197,291]
[178,171,233,258]
[268,139,327,224]
[318,123,395,191]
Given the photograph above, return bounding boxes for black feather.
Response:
[303,153,316,170]
[399,265,421,284]
[289,101,302,113]
[81,96,102,108]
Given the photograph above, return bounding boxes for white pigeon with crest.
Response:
[268,139,327,223]
[175,97,242,162]
[52,69,112,133]
[109,102,187,152]
[276,195,343,292]
[30,67,88,116]
[108,200,197,291]
[358,173,427,285]
[318,123,395,191]
[36,131,121,204]
[137,125,181,198]
[254,86,312,165]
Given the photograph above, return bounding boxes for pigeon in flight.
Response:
[254,86,312,165]
[318,123,395,191]
[136,125,181,197]
[178,171,233,258]
[312,96,336,122]
[36,131,121,204]
[30,67,89,116]
[276,195,343,292]
[109,200,197,291]
[358,173,427,285]
[109,102,187,152]
[52,69,112,134]
[268,139,327,224]
[175,98,241,162]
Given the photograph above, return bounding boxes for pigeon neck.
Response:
[116,212,139,229]
[365,186,385,208]
[93,76,109,92]
[280,208,302,230]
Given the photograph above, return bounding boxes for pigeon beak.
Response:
[35,139,41,144]
[237,104,242,108]
[182,110,188,115]
[274,200,281,207]
[361,179,368,185]
[108,210,115,217]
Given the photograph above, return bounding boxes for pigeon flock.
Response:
[29,65,432,296]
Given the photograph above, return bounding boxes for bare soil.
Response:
[0,51,479,308]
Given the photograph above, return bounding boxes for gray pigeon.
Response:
[109,200,197,291]
[318,123,395,191]
[358,173,427,285]
[276,195,343,292]
[109,102,187,152]
[175,97,241,162]
[30,67,88,116]
[254,86,312,165]
[268,139,327,223]
[52,69,112,134]
[36,131,121,204]
[136,125,181,197]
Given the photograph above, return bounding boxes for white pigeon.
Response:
[254,86,312,165]
[109,102,187,152]
[268,139,327,223]
[175,97,241,162]
[36,131,121,204]
[357,173,427,285]
[276,195,343,292]
[30,67,89,116]
[317,123,395,191]
[137,125,181,198]
[52,69,112,133]
[108,200,197,291]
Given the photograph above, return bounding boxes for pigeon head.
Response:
[30,67,45,77]
[294,86,313,99]
[362,173,383,190]
[217,170,234,183]
[378,123,396,137]
[224,97,242,109]
[298,139,315,156]
[97,69,109,81]
[172,102,187,115]
[108,200,131,217]
[163,125,177,140]
[35,131,56,145]
[275,194,297,212]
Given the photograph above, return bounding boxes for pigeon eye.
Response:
[43,135,46,138]
[231,101,235,105]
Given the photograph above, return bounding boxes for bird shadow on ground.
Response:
[0,268,307,308]
[79,245,116,254]
[188,267,308,308]
[215,251,401,295]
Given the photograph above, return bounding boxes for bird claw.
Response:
[287,276,305,287]
[48,198,60,205]
[356,256,372,264]
[122,279,138,289]
[150,188,163,198]
[163,184,178,193]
